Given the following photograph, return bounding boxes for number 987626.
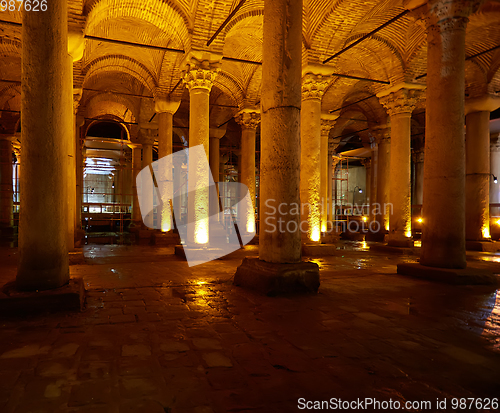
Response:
[1,0,47,11]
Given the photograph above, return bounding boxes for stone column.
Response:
[300,73,329,243]
[329,155,341,227]
[491,134,500,216]
[361,157,371,215]
[154,97,180,232]
[138,128,156,228]
[369,145,378,224]
[320,115,337,234]
[378,85,424,247]
[17,0,69,290]
[371,126,391,236]
[0,135,14,236]
[234,0,319,294]
[182,53,220,245]
[421,0,481,269]
[412,148,424,207]
[128,143,143,227]
[75,115,85,234]
[464,95,500,240]
[465,111,490,240]
[235,110,260,234]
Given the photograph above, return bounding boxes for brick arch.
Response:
[82,55,158,92]
[83,93,138,125]
[0,38,21,57]
[85,116,131,141]
[85,0,191,50]
[344,33,404,71]
[0,83,21,113]
[214,71,246,108]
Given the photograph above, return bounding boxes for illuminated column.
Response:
[300,73,329,243]
[154,97,180,232]
[259,0,303,263]
[369,145,378,223]
[320,115,337,234]
[412,148,424,207]
[464,96,500,240]
[421,0,480,268]
[208,127,226,219]
[0,135,14,234]
[182,53,220,245]
[465,111,490,240]
[491,134,500,216]
[128,143,143,227]
[329,155,341,226]
[371,126,391,234]
[378,85,424,247]
[235,110,260,234]
[75,115,85,232]
[17,0,69,290]
[361,157,371,213]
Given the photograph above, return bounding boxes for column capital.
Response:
[426,0,484,30]
[209,127,226,139]
[361,158,371,168]
[412,148,425,163]
[154,98,181,115]
[377,83,426,116]
[302,73,330,101]
[181,51,221,92]
[73,88,83,115]
[138,127,157,146]
[370,125,391,144]
[465,94,500,115]
[491,134,500,152]
[320,113,339,136]
[331,155,342,167]
[235,109,261,130]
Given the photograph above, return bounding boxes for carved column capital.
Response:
[138,128,157,146]
[320,114,338,136]
[235,110,261,130]
[331,155,342,168]
[182,52,221,93]
[426,0,483,31]
[370,126,391,145]
[302,73,330,101]
[377,84,425,116]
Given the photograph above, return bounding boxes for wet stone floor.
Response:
[0,242,499,412]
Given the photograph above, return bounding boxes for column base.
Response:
[465,240,500,252]
[233,257,320,296]
[387,236,414,248]
[0,276,84,315]
[397,263,500,285]
[154,231,181,246]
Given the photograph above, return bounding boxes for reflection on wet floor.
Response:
[1,240,500,411]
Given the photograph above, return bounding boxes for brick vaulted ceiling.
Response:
[1,0,500,143]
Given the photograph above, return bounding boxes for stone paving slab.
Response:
[0,242,499,412]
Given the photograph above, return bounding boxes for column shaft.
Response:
[240,127,256,233]
[260,0,302,263]
[188,87,210,245]
[388,113,412,245]
[369,147,378,223]
[491,136,500,216]
[465,110,490,240]
[421,6,469,268]
[376,136,390,233]
[320,133,329,233]
[130,144,143,225]
[17,0,69,290]
[0,138,14,230]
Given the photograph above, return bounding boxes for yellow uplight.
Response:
[496,219,500,226]
[417,217,423,223]
[194,217,209,244]
[246,215,255,233]
[405,230,412,238]
[310,227,321,242]
[362,216,368,222]
[482,226,491,239]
